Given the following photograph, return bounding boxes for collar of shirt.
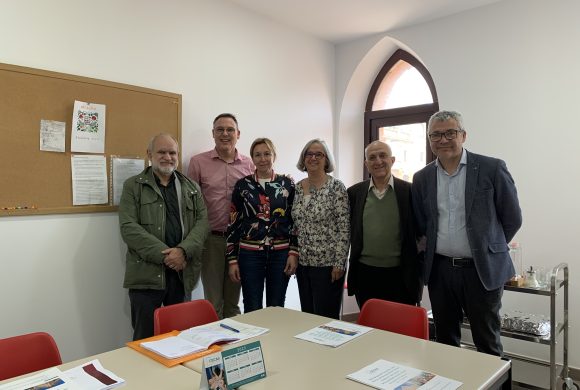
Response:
[435,148,468,176]
[210,148,242,163]
[153,171,176,188]
[368,175,394,199]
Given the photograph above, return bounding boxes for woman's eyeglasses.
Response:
[305,152,326,160]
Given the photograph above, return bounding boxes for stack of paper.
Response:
[140,328,239,359]
[139,319,269,359]
[294,320,372,347]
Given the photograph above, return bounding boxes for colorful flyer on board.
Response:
[71,100,106,153]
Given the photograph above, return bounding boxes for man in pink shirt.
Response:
[188,113,254,318]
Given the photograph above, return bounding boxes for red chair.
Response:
[154,299,219,335]
[357,298,429,340]
[0,332,62,380]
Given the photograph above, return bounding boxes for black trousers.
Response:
[128,268,185,340]
[429,256,504,356]
[354,263,415,310]
[296,265,344,319]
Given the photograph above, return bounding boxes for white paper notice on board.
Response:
[111,157,145,206]
[71,155,108,206]
[40,119,66,152]
[71,100,106,153]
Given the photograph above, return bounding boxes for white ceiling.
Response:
[227,0,502,43]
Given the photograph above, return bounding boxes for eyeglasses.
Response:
[213,127,237,135]
[427,129,464,142]
[305,152,326,160]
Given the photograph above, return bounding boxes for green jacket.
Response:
[119,167,209,291]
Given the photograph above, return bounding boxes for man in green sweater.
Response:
[347,141,422,309]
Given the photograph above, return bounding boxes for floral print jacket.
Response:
[226,171,298,264]
[292,175,350,269]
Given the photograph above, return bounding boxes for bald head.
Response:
[364,141,395,182]
[365,141,392,159]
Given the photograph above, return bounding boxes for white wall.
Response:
[0,0,333,361]
[336,0,580,369]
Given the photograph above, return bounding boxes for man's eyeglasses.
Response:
[213,127,237,135]
[305,152,326,160]
[427,129,464,142]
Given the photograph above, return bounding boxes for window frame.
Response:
[363,49,439,178]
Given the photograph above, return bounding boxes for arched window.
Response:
[364,49,439,181]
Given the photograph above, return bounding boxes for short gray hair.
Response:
[147,133,179,153]
[428,110,465,131]
[296,138,335,173]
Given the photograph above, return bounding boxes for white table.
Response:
[184,307,510,389]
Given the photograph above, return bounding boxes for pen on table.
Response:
[220,323,240,333]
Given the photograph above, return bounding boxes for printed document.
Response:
[0,360,124,390]
[71,155,108,205]
[111,157,145,205]
[294,320,372,347]
[0,367,80,390]
[347,359,462,390]
[64,359,125,390]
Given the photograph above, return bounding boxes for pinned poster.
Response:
[200,341,266,390]
[71,100,106,153]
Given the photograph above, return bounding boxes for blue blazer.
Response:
[412,151,522,291]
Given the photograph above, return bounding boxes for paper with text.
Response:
[111,157,145,205]
[0,367,80,390]
[64,359,125,390]
[294,320,372,347]
[347,359,462,390]
[71,155,108,205]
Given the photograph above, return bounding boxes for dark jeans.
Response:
[238,248,290,313]
[354,263,414,310]
[296,265,344,319]
[429,257,504,356]
[128,267,184,340]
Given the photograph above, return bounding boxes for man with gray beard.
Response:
[119,133,208,340]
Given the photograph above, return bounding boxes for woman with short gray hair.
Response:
[292,139,350,319]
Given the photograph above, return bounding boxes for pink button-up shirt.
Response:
[187,149,254,232]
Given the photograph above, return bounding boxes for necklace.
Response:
[306,175,327,191]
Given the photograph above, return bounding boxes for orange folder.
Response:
[126,330,221,367]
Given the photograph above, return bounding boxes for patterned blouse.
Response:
[292,175,350,269]
[226,171,298,264]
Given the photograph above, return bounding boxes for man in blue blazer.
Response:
[412,110,522,356]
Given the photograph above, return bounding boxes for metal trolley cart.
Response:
[502,263,576,390]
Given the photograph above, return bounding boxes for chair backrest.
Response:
[357,298,429,340]
[154,299,219,335]
[0,332,62,381]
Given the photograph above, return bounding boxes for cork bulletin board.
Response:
[0,62,181,217]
